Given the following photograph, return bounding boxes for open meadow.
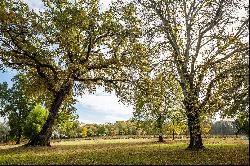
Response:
[0,138,248,165]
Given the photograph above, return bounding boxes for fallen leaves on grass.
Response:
[0,138,248,165]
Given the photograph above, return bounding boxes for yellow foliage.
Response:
[82,127,88,137]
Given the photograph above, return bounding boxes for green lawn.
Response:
[0,138,248,165]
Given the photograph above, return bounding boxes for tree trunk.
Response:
[172,130,175,140]
[158,134,164,142]
[157,115,164,142]
[186,111,204,150]
[26,83,72,146]
[16,128,22,144]
[5,135,8,143]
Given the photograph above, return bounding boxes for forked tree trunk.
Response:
[186,110,204,150]
[26,83,72,146]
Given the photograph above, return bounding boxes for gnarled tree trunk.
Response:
[186,110,204,150]
[26,83,72,146]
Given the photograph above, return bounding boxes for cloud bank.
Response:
[76,91,133,124]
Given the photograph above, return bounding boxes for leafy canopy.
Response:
[0,0,148,102]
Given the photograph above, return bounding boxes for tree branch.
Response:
[5,30,58,77]
[211,47,249,65]
[201,64,248,107]
[191,0,225,76]
[74,77,130,83]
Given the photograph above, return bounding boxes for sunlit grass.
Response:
[0,138,248,165]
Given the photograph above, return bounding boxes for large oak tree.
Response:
[0,0,146,146]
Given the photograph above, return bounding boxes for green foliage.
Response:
[200,119,212,136]
[164,111,187,138]
[87,126,96,137]
[52,105,82,138]
[57,120,81,138]
[80,120,144,137]
[0,82,8,109]
[1,74,79,141]
[132,71,184,139]
[133,119,155,135]
[96,125,106,136]
[234,111,249,136]
[23,104,48,140]
[0,75,36,143]
[0,0,145,99]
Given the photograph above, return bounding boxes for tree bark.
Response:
[172,130,175,140]
[15,128,22,144]
[157,115,164,142]
[186,110,204,150]
[158,134,164,142]
[26,83,72,146]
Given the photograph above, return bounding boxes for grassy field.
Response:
[0,138,248,165]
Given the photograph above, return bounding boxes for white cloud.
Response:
[78,114,130,124]
[23,0,112,12]
[77,93,133,117]
[104,115,129,122]
[80,119,94,124]
[99,0,112,11]
[24,0,45,12]
[75,90,134,124]
[0,117,4,123]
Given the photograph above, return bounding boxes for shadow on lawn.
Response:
[0,139,248,165]
[0,139,158,155]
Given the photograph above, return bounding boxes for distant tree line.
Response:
[0,117,249,143]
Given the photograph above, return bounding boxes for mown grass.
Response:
[0,138,248,165]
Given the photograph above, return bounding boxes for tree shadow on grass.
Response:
[0,139,155,156]
[0,139,248,165]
